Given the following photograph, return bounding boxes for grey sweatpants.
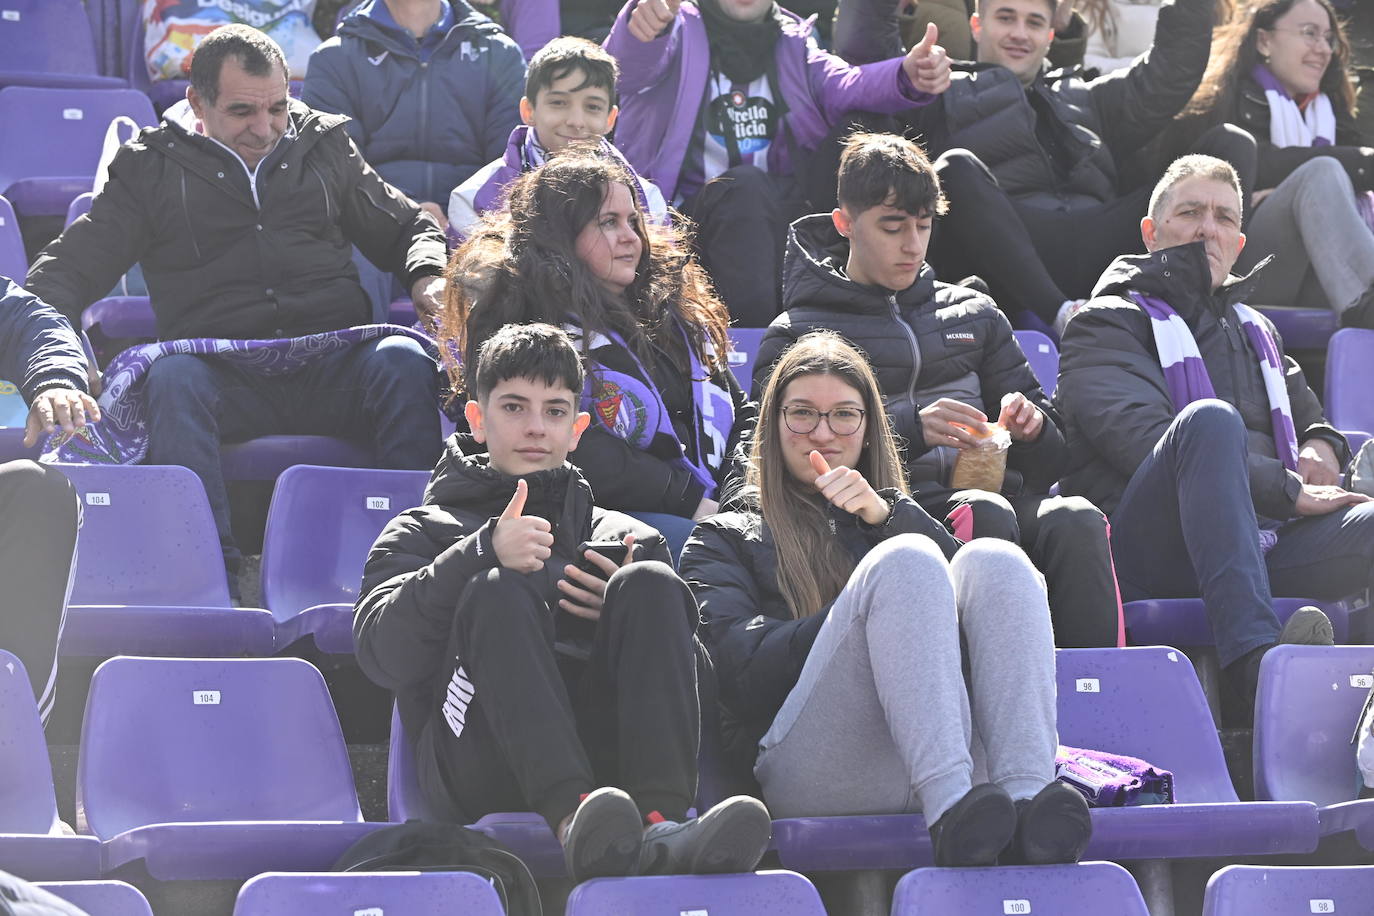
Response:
[1240,156,1374,316]
[754,535,1058,826]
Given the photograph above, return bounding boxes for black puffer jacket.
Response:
[893,0,1216,210]
[354,441,671,755]
[1056,240,1349,517]
[756,215,1067,495]
[26,101,447,340]
[679,492,959,773]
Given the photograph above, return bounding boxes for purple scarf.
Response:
[41,325,442,465]
[570,323,735,499]
[1056,744,1174,807]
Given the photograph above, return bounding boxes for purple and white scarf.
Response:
[567,323,735,499]
[1134,292,1298,542]
[40,325,442,465]
[1254,64,1374,231]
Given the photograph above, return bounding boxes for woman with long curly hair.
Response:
[442,148,753,545]
[679,331,1091,868]
[1174,0,1374,328]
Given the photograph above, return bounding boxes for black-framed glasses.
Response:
[1264,24,1337,49]
[781,405,866,436]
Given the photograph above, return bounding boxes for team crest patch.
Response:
[594,380,650,446]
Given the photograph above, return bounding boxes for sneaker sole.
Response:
[564,788,644,882]
[664,797,772,875]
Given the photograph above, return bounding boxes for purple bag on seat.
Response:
[1056,744,1175,807]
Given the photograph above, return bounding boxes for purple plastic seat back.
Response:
[77,656,361,838]
[0,195,26,280]
[261,466,429,624]
[79,295,154,340]
[0,0,125,90]
[566,871,825,914]
[1013,329,1059,396]
[1202,865,1374,916]
[728,327,768,392]
[1254,304,1337,351]
[892,862,1149,915]
[387,703,442,822]
[1056,647,1238,803]
[1253,645,1374,806]
[219,437,374,482]
[55,463,233,608]
[1125,597,1350,647]
[0,650,62,834]
[0,86,156,216]
[64,191,93,227]
[36,881,153,916]
[1325,328,1374,435]
[233,871,504,916]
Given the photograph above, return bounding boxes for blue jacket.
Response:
[303,0,526,206]
[0,278,88,403]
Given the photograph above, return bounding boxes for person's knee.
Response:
[934,148,994,190]
[1290,155,1355,198]
[1174,398,1245,443]
[949,537,1040,584]
[462,567,545,621]
[1035,496,1108,543]
[0,460,78,516]
[859,532,949,578]
[710,164,773,200]
[950,489,1019,541]
[604,560,695,631]
[1194,123,1257,166]
[358,335,438,385]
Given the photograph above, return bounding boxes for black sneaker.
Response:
[1002,782,1093,865]
[562,787,644,882]
[927,783,1017,867]
[1278,605,1335,647]
[638,795,772,875]
[1223,606,1334,726]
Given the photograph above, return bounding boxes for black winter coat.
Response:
[756,215,1067,496]
[1056,240,1349,518]
[679,492,960,773]
[26,101,447,340]
[354,442,671,751]
[0,278,88,403]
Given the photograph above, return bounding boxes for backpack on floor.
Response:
[334,820,542,916]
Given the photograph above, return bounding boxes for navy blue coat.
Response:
[0,278,88,403]
[303,0,526,206]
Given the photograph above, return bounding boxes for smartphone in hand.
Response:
[576,540,630,576]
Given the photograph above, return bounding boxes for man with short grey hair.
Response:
[1057,154,1374,721]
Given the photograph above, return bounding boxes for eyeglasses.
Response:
[1265,24,1337,50]
[781,405,866,436]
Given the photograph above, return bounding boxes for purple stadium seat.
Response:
[891,862,1149,915]
[79,295,154,340]
[0,195,26,280]
[53,463,276,657]
[386,703,567,877]
[0,428,39,462]
[566,871,825,914]
[0,86,155,217]
[77,656,387,880]
[1202,865,1374,916]
[1253,645,1374,849]
[233,871,504,915]
[728,327,767,392]
[36,881,153,916]
[63,191,92,227]
[768,647,1319,872]
[0,650,102,880]
[219,437,375,481]
[1125,597,1351,647]
[387,298,417,326]
[261,465,429,653]
[0,0,126,90]
[1013,329,1059,396]
[1325,328,1374,435]
[1254,304,1338,351]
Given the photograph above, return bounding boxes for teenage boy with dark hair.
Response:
[448,37,667,239]
[756,133,1119,648]
[354,322,770,881]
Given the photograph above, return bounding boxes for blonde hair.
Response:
[749,332,909,619]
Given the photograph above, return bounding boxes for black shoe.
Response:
[638,795,772,875]
[928,783,1017,867]
[1001,782,1093,865]
[1278,605,1335,647]
[562,787,644,882]
[1222,606,1334,726]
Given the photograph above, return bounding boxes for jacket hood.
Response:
[339,0,491,53]
[782,213,936,315]
[1091,241,1270,317]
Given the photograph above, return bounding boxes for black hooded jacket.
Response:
[756,214,1067,496]
[1056,240,1349,518]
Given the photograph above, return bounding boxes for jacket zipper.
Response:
[308,162,332,220]
[890,293,923,409]
[179,169,203,261]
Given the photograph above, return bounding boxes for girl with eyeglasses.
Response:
[678,331,1091,867]
[1172,0,1374,329]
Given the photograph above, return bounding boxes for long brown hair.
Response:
[440,148,731,397]
[1183,0,1357,122]
[748,332,909,619]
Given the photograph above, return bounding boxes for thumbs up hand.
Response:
[808,450,891,526]
[903,22,951,95]
[493,479,555,573]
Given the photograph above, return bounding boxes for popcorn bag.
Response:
[142,0,320,83]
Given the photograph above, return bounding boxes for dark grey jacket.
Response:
[26,101,447,341]
[1056,241,1349,518]
[894,0,1216,210]
[756,214,1066,495]
[0,278,88,403]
